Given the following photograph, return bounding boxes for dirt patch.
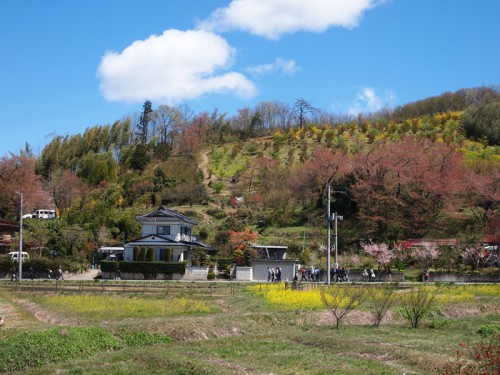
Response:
[316,310,372,326]
[13,299,75,325]
[442,306,481,318]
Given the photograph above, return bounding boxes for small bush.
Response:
[428,318,451,329]
[206,208,226,220]
[207,272,216,280]
[122,332,172,346]
[478,325,500,337]
[0,327,122,373]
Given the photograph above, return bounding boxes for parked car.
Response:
[8,251,29,261]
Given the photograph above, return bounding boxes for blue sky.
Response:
[1,0,498,155]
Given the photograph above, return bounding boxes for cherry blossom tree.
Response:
[361,242,393,269]
[461,244,491,270]
[410,242,440,268]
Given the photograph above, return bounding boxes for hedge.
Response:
[115,261,185,274]
[0,255,84,273]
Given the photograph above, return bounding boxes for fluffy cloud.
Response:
[199,0,383,40]
[348,87,395,115]
[98,29,257,103]
[247,57,299,76]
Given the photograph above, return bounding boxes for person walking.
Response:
[362,269,368,282]
[369,268,376,282]
[56,266,64,280]
[10,267,17,282]
[30,266,35,280]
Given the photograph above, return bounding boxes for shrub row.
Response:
[101,260,185,274]
[0,255,84,273]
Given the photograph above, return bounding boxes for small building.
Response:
[249,245,299,281]
[123,206,212,263]
[97,246,124,261]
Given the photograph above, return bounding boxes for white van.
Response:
[8,251,29,261]
[32,209,56,219]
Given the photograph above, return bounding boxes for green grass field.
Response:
[0,282,498,374]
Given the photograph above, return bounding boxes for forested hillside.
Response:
[1,86,498,266]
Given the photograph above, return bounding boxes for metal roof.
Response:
[136,206,198,225]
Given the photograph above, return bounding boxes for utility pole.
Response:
[15,191,23,282]
[333,212,343,271]
[326,184,331,284]
[326,186,345,284]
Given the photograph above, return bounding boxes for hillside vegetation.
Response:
[0,86,498,268]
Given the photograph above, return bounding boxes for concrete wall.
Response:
[182,266,209,281]
[235,267,253,281]
[429,273,500,283]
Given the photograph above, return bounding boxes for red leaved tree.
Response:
[289,146,351,208]
[0,153,53,219]
[351,137,463,240]
[229,228,259,266]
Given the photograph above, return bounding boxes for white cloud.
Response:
[198,0,384,40]
[348,87,395,115]
[97,29,257,103]
[247,57,299,77]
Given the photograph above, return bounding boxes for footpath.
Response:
[63,269,101,281]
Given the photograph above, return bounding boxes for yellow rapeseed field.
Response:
[249,283,500,310]
[40,294,211,319]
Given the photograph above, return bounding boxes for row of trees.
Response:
[226,135,498,242]
[1,86,498,266]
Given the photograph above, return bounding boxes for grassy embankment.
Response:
[0,282,498,374]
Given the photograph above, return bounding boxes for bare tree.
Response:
[293,98,318,128]
[320,285,366,329]
[366,286,399,327]
[399,287,435,328]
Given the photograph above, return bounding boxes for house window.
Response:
[157,226,171,235]
[180,227,191,235]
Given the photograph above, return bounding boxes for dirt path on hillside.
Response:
[199,148,216,187]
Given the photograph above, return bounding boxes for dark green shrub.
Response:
[100,261,119,272]
[206,208,226,220]
[428,318,451,329]
[216,257,232,271]
[478,325,500,337]
[117,261,185,274]
[207,272,216,280]
[166,248,173,262]
[0,255,14,272]
[147,247,155,262]
[133,246,140,261]
[0,327,122,373]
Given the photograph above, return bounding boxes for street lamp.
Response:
[326,185,345,285]
[14,191,23,282]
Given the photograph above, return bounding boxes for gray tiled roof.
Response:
[136,206,198,225]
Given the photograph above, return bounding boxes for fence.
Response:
[0,280,239,297]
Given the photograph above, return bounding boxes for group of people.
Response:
[10,266,64,281]
[267,266,282,282]
[299,266,321,282]
[330,266,350,282]
[46,266,64,280]
[361,268,377,282]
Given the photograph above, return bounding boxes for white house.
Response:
[123,206,212,263]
